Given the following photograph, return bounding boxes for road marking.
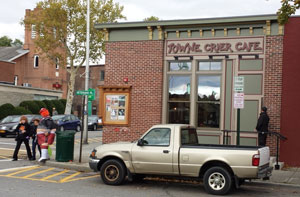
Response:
[0,165,38,173]
[6,166,40,176]
[0,155,8,159]
[0,147,26,152]
[63,174,99,183]
[22,167,55,178]
[40,169,69,181]
[59,171,81,183]
[0,142,18,145]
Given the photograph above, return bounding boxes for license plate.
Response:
[0,130,5,133]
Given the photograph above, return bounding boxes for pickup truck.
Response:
[89,124,273,195]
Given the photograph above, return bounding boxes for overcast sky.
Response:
[0,0,298,42]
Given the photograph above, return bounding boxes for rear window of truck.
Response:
[181,128,198,145]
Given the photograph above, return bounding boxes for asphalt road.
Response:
[1,132,300,196]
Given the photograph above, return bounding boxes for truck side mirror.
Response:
[137,139,144,146]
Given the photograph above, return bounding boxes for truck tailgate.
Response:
[259,147,270,166]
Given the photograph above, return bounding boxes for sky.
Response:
[0,0,299,42]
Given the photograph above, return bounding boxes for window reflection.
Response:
[199,61,222,71]
[198,76,221,101]
[168,102,190,124]
[169,76,190,101]
[170,62,191,71]
[198,103,220,128]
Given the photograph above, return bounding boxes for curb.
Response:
[34,160,93,172]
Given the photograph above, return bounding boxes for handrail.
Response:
[221,129,287,170]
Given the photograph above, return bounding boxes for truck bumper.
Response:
[258,166,273,179]
[89,158,100,172]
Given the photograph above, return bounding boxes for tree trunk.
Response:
[64,70,76,114]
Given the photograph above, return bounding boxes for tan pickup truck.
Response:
[89,124,272,195]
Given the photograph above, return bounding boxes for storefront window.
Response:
[168,75,190,124]
[199,61,221,71]
[197,75,221,128]
[169,62,191,71]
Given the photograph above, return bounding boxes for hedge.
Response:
[51,100,64,114]
[42,100,55,115]
[34,100,47,110]
[59,99,66,113]
[12,106,32,115]
[0,103,15,120]
[19,101,40,114]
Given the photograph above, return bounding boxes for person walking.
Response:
[37,108,56,163]
[52,107,58,116]
[12,116,33,161]
[31,119,41,160]
[256,106,270,146]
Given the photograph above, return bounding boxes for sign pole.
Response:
[79,96,85,163]
[237,108,240,146]
[83,0,90,144]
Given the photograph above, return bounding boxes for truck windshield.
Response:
[181,128,198,145]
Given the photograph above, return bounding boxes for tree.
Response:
[143,16,160,22]
[278,0,300,24]
[23,0,125,114]
[12,39,23,46]
[0,36,13,47]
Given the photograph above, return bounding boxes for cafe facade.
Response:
[96,15,300,166]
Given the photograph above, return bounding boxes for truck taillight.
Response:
[252,154,260,166]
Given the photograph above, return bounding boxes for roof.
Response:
[95,14,279,30]
[0,46,29,62]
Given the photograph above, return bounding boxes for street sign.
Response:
[234,93,244,109]
[76,90,93,96]
[88,88,95,101]
[234,76,244,92]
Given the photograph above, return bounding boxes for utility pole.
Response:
[83,0,90,144]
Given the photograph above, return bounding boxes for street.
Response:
[1,131,300,196]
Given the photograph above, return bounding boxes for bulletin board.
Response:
[98,86,131,125]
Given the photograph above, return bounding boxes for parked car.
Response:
[52,114,81,132]
[88,115,102,131]
[0,114,42,137]
[89,124,272,195]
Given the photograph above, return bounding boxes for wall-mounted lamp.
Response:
[174,56,193,61]
[209,55,229,59]
[238,54,259,59]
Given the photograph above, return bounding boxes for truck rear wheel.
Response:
[203,166,233,195]
[100,159,126,185]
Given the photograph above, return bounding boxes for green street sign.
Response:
[88,88,95,101]
[76,90,93,96]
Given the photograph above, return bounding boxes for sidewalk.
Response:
[41,141,300,187]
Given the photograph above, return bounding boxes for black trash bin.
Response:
[55,130,76,162]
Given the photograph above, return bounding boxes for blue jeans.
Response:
[32,137,41,159]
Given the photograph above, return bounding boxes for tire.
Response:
[203,166,233,195]
[60,126,64,131]
[77,125,81,132]
[100,159,126,185]
[93,124,97,131]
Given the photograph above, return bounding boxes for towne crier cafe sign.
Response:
[166,37,264,56]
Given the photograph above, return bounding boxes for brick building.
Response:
[69,64,105,117]
[96,15,300,166]
[0,8,68,99]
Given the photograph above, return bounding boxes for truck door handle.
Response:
[163,150,169,154]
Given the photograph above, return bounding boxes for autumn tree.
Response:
[278,0,300,24]
[23,0,125,114]
[0,36,23,47]
[143,16,160,22]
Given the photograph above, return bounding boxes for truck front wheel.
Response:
[203,166,233,195]
[100,159,126,185]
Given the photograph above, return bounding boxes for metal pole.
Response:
[237,109,240,145]
[83,0,90,144]
[275,136,280,170]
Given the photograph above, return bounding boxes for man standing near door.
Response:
[256,106,269,146]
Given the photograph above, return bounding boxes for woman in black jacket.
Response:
[12,116,33,161]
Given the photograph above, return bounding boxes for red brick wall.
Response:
[264,35,284,156]
[102,41,164,143]
[0,61,15,83]
[280,17,300,166]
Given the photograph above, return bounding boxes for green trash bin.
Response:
[55,130,76,162]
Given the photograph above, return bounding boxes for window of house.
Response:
[100,70,105,81]
[31,25,36,39]
[34,55,39,68]
[167,61,191,124]
[197,61,222,128]
[55,57,59,70]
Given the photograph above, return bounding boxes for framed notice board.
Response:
[98,86,131,125]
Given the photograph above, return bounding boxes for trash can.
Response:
[55,130,76,162]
